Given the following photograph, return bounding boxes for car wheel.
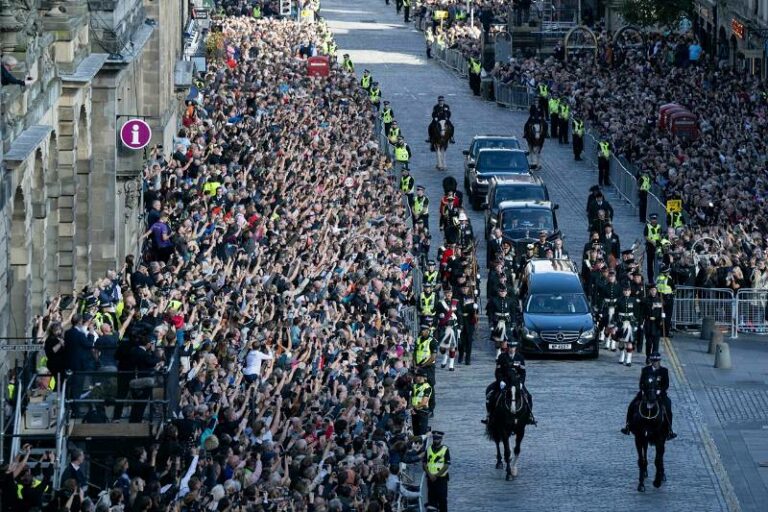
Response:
[587,342,599,359]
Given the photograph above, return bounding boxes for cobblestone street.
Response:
[326,1,736,510]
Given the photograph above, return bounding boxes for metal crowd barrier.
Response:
[494,80,533,110]
[672,286,737,338]
[735,289,768,334]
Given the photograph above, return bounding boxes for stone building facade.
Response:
[0,0,187,348]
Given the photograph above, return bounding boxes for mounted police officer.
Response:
[432,95,452,121]
[483,338,535,425]
[424,431,450,512]
[622,352,677,440]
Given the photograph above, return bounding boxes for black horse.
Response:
[486,372,532,480]
[628,378,668,492]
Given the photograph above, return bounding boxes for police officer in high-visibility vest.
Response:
[425,28,435,59]
[414,322,438,410]
[656,264,674,338]
[419,282,438,324]
[548,96,560,139]
[558,101,570,144]
[360,69,372,92]
[252,2,262,18]
[424,431,451,512]
[410,368,432,435]
[341,53,354,73]
[400,167,414,203]
[394,136,411,172]
[387,120,401,145]
[369,81,381,111]
[572,117,585,161]
[644,213,662,282]
[403,0,411,22]
[638,171,651,222]
[468,54,482,96]
[424,260,440,287]
[598,139,611,186]
[380,100,394,135]
[411,184,429,226]
[537,82,549,117]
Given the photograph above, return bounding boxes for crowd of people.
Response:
[1,10,460,512]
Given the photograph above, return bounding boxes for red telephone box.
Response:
[658,103,685,130]
[307,56,330,77]
[670,111,699,141]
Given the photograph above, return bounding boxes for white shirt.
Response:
[243,349,273,377]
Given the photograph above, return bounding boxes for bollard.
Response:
[701,316,715,340]
[714,342,732,369]
[707,330,723,354]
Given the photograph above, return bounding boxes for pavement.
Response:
[324,0,743,510]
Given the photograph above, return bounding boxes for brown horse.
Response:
[428,118,454,171]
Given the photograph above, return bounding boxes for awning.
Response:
[59,53,109,83]
[3,125,54,164]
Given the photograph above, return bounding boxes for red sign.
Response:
[731,19,745,39]
[307,56,330,77]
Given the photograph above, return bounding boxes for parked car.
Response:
[464,148,530,209]
[516,258,598,357]
[483,175,549,239]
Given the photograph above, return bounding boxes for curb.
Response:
[663,336,742,512]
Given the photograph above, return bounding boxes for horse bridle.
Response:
[637,399,660,420]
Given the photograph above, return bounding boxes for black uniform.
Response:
[643,294,664,359]
[625,364,673,433]
[424,443,450,512]
[487,294,514,337]
[457,290,478,364]
[587,198,614,226]
[630,282,646,352]
[432,103,452,121]
[615,294,640,328]
[597,278,621,327]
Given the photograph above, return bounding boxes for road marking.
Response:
[664,337,742,512]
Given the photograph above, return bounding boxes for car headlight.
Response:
[579,328,595,343]
[522,327,536,340]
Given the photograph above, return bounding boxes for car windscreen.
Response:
[525,293,590,314]
[501,208,553,233]
[493,186,546,207]
[477,151,529,173]
[472,139,520,157]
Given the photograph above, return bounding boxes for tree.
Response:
[618,0,695,29]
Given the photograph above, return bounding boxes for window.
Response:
[501,208,553,232]
[477,151,529,173]
[494,186,546,206]
[525,294,590,314]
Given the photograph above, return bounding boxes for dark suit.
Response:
[60,463,87,489]
[129,346,160,423]
[64,326,96,413]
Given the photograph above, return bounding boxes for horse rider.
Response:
[482,338,536,425]
[487,285,514,341]
[424,431,450,512]
[523,107,546,170]
[437,286,460,371]
[410,368,433,436]
[432,95,452,122]
[616,283,639,366]
[643,283,664,363]
[621,352,677,440]
[457,281,478,365]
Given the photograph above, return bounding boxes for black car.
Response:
[489,200,559,257]
[463,135,522,177]
[517,259,598,357]
[464,148,530,210]
[483,175,549,238]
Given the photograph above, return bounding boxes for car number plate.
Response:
[549,343,571,350]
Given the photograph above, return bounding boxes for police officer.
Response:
[414,321,438,412]
[537,81,549,117]
[341,53,354,73]
[644,213,662,282]
[369,81,381,110]
[380,100,395,135]
[667,207,684,232]
[360,69,372,92]
[656,264,675,337]
[622,352,677,440]
[457,281,478,365]
[548,95,560,139]
[403,0,411,22]
[424,259,439,287]
[643,283,664,362]
[572,116,585,160]
[419,282,438,325]
[638,171,651,222]
[388,120,401,145]
[432,95,452,121]
[558,100,570,144]
[411,185,429,226]
[400,166,414,202]
[394,136,412,172]
[410,368,432,435]
[598,138,611,186]
[468,53,482,95]
[424,431,450,512]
